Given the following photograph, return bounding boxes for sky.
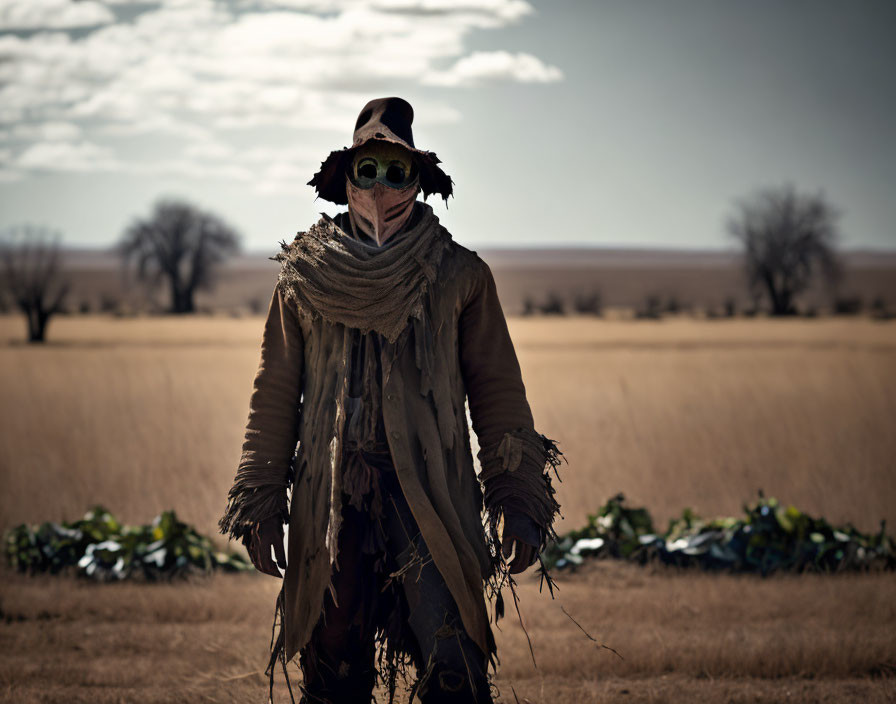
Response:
[1,0,895,253]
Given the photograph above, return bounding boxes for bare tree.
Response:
[118,198,241,314]
[0,224,71,343]
[726,183,843,316]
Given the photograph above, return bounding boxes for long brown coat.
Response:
[224,212,559,664]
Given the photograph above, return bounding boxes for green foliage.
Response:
[4,506,251,581]
[540,493,657,568]
[540,492,895,575]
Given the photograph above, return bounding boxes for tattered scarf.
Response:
[273,202,451,345]
[273,202,452,570]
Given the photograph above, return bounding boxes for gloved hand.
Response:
[501,511,543,574]
[242,516,287,578]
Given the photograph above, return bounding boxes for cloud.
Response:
[0,0,115,30]
[16,140,121,171]
[424,50,563,86]
[11,121,83,141]
[373,0,533,24]
[254,160,317,195]
[0,0,561,186]
[237,0,534,23]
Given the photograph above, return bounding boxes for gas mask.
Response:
[345,140,420,246]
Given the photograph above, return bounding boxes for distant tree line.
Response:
[2,185,893,343]
[521,183,892,321]
[523,290,604,317]
[522,288,893,321]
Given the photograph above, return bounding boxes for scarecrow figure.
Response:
[220,97,562,704]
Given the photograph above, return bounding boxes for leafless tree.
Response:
[0,224,71,343]
[727,183,843,316]
[118,198,241,314]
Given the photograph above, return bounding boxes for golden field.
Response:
[1,312,895,703]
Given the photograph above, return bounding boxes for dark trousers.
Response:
[298,453,494,704]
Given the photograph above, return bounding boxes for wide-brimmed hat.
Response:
[308,97,453,206]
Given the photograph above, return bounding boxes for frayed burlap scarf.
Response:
[273,201,451,344]
[272,200,452,569]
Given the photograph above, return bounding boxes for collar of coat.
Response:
[272,200,452,343]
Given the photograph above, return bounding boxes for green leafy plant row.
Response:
[9,495,892,581]
[4,506,252,581]
[540,492,895,575]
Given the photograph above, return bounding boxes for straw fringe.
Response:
[218,464,293,542]
[480,428,564,557]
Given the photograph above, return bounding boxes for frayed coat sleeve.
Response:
[218,284,304,542]
[458,257,562,551]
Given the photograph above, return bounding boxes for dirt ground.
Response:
[3,561,894,703]
[1,314,895,702]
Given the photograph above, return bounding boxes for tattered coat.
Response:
[220,202,560,666]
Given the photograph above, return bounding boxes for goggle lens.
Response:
[352,155,416,189]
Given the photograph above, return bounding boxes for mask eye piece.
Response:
[350,148,417,190]
[386,164,406,185]
[357,159,378,180]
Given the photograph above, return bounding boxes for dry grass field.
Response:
[2,312,895,703]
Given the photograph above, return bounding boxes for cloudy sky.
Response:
[1,0,894,252]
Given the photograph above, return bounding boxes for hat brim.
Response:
[308,137,453,206]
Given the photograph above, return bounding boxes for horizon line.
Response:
[57,242,896,256]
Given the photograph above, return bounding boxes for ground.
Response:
[1,313,894,702]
